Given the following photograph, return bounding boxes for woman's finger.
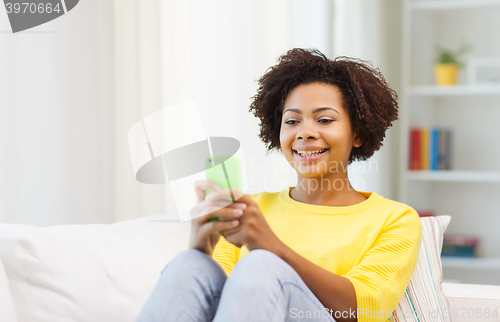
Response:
[221,227,245,246]
[205,187,245,203]
[190,197,246,223]
[196,198,243,213]
[229,187,245,201]
[198,219,240,236]
[194,180,221,202]
[220,223,243,236]
[198,203,246,223]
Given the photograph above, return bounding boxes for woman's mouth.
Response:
[293,149,329,162]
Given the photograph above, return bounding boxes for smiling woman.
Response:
[250,48,399,164]
[251,48,399,209]
[137,49,421,322]
[280,83,364,206]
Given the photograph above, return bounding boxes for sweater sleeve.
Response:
[212,235,240,276]
[343,209,423,322]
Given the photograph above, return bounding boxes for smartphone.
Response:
[205,154,242,222]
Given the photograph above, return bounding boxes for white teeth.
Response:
[295,149,327,157]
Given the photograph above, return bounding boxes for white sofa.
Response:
[0,213,499,322]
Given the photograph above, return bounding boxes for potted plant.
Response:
[435,44,472,86]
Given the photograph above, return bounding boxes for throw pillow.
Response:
[390,215,452,322]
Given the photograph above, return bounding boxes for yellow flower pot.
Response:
[435,63,459,86]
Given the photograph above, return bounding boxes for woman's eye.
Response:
[285,120,297,125]
[319,119,333,124]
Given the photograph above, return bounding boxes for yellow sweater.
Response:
[212,187,423,322]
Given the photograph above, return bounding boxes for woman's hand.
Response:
[188,180,247,256]
[208,188,287,256]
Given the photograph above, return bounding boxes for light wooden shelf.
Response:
[411,0,500,11]
[406,170,500,182]
[408,84,500,96]
[441,256,500,270]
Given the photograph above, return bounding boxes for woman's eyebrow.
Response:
[283,107,339,115]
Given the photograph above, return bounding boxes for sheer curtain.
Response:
[113,0,165,222]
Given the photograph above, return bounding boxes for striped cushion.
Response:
[390,216,452,322]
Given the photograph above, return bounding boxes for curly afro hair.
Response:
[249,48,399,164]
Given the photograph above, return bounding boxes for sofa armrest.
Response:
[442,282,500,322]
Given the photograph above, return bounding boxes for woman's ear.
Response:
[353,131,363,148]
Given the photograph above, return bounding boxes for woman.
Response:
[137,48,422,322]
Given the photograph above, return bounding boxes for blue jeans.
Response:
[136,248,337,322]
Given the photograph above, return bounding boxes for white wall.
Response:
[0,0,115,225]
[291,0,333,57]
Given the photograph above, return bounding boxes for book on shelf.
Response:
[442,234,481,258]
[416,210,435,217]
[409,127,452,171]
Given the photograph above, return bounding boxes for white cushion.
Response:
[0,213,190,322]
[0,259,17,322]
[442,282,500,322]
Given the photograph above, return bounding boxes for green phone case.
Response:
[205,154,242,224]
[205,154,242,196]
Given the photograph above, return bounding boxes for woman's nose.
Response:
[296,121,319,140]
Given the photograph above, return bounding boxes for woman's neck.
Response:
[290,173,367,207]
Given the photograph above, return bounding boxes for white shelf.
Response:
[411,0,500,11]
[406,170,500,182]
[441,256,500,270]
[401,0,500,282]
[408,84,500,96]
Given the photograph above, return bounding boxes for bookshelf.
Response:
[408,84,500,96]
[410,0,500,11]
[399,0,500,283]
[441,257,500,271]
[406,170,500,183]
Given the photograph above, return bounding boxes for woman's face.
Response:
[279,82,362,178]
